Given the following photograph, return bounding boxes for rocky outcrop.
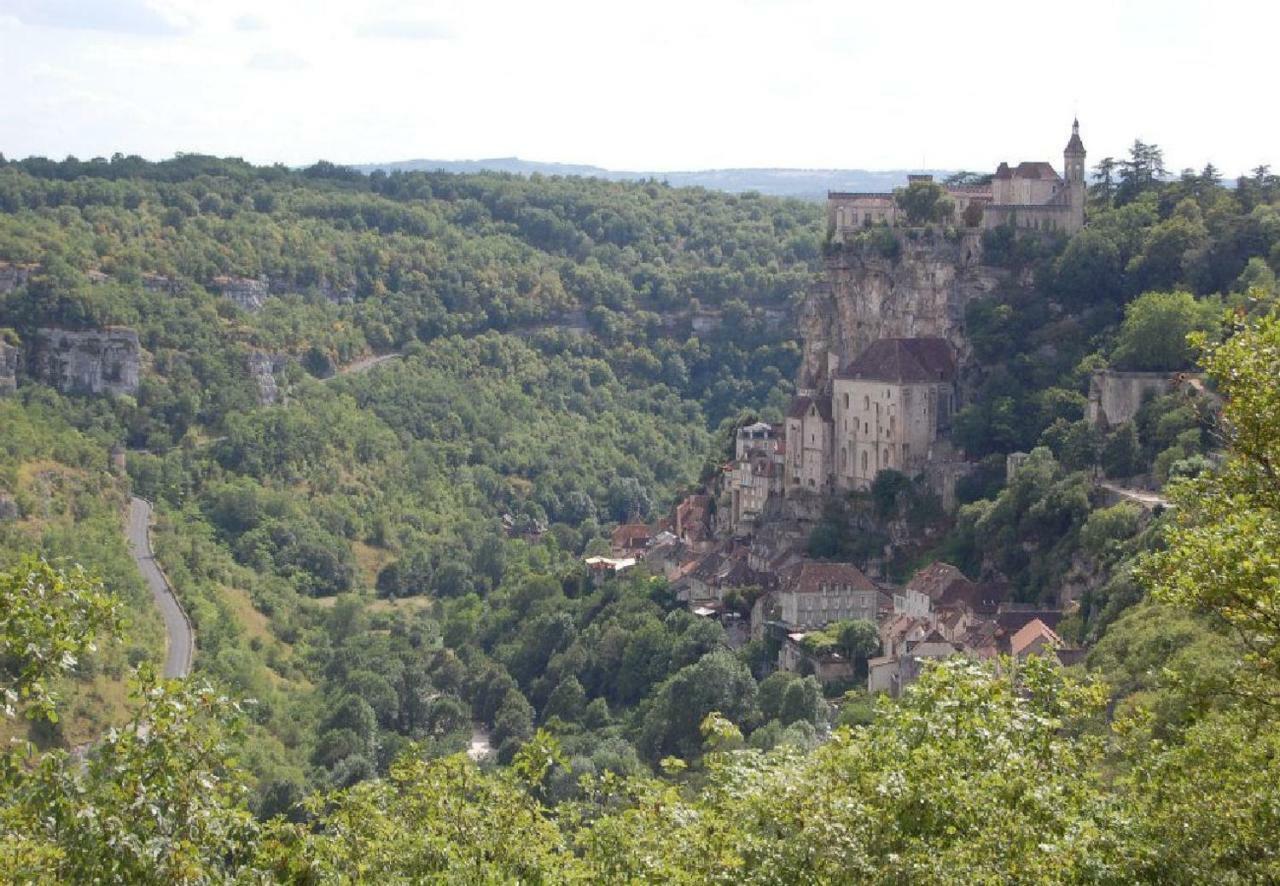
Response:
[248,350,288,405]
[32,327,141,396]
[212,275,271,311]
[0,261,37,295]
[0,339,19,395]
[799,232,1005,383]
[266,274,357,305]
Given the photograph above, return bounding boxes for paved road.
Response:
[126,496,194,678]
[1098,482,1171,510]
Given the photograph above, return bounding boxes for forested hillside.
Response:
[2,150,1280,882]
[0,155,820,801]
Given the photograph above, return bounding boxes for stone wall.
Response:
[799,233,1003,384]
[1086,370,1177,428]
[31,327,141,396]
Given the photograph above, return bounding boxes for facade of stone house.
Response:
[778,561,879,629]
[831,337,957,490]
[784,394,834,494]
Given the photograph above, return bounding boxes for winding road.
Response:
[126,496,194,679]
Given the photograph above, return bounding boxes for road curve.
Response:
[126,496,194,678]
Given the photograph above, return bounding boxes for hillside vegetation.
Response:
[1,150,1279,881]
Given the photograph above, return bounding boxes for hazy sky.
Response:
[1,0,1275,175]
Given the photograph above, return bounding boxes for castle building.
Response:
[828,119,1087,238]
[785,338,957,495]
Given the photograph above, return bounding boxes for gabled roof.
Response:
[839,338,956,384]
[787,394,833,421]
[1009,618,1063,658]
[781,560,876,595]
[996,609,1063,634]
[904,562,973,603]
[1013,161,1061,181]
[611,523,652,549]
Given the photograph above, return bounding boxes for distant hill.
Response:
[353,157,961,201]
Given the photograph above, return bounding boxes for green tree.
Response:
[1143,312,1280,695]
[893,180,954,225]
[1111,290,1219,371]
[0,558,121,721]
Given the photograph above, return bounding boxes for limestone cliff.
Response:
[0,340,19,395]
[32,327,141,396]
[247,350,289,405]
[799,231,1006,383]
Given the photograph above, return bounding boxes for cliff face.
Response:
[247,350,289,405]
[32,327,141,396]
[799,232,1006,382]
[0,340,18,395]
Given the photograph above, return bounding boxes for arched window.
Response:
[864,395,870,410]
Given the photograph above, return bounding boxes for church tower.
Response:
[1063,118,1086,234]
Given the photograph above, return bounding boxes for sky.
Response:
[1,0,1275,175]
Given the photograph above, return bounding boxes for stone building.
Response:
[785,337,957,495]
[777,561,880,629]
[784,393,834,494]
[828,119,1087,240]
[728,422,786,531]
[1086,369,1177,428]
[832,337,957,490]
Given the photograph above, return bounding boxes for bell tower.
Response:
[1063,118,1086,234]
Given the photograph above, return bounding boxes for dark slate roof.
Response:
[839,338,956,384]
[1013,161,1061,180]
[782,560,877,595]
[787,394,832,421]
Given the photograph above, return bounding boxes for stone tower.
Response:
[1064,118,1086,234]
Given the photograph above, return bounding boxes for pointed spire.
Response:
[1065,117,1085,155]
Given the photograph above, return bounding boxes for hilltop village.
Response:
[587,120,1179,694]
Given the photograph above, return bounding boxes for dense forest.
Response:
[2,147,1280,881]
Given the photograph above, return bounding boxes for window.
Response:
[863,395,870,410]
[841,447,848,469]
[890,415,895,435]
[861,451,868,472]
[864,422,869,434]
[884,448,890,465]
[843,393,849,409]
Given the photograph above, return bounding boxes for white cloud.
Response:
[356,18,453,40]
[248,49,308,71]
